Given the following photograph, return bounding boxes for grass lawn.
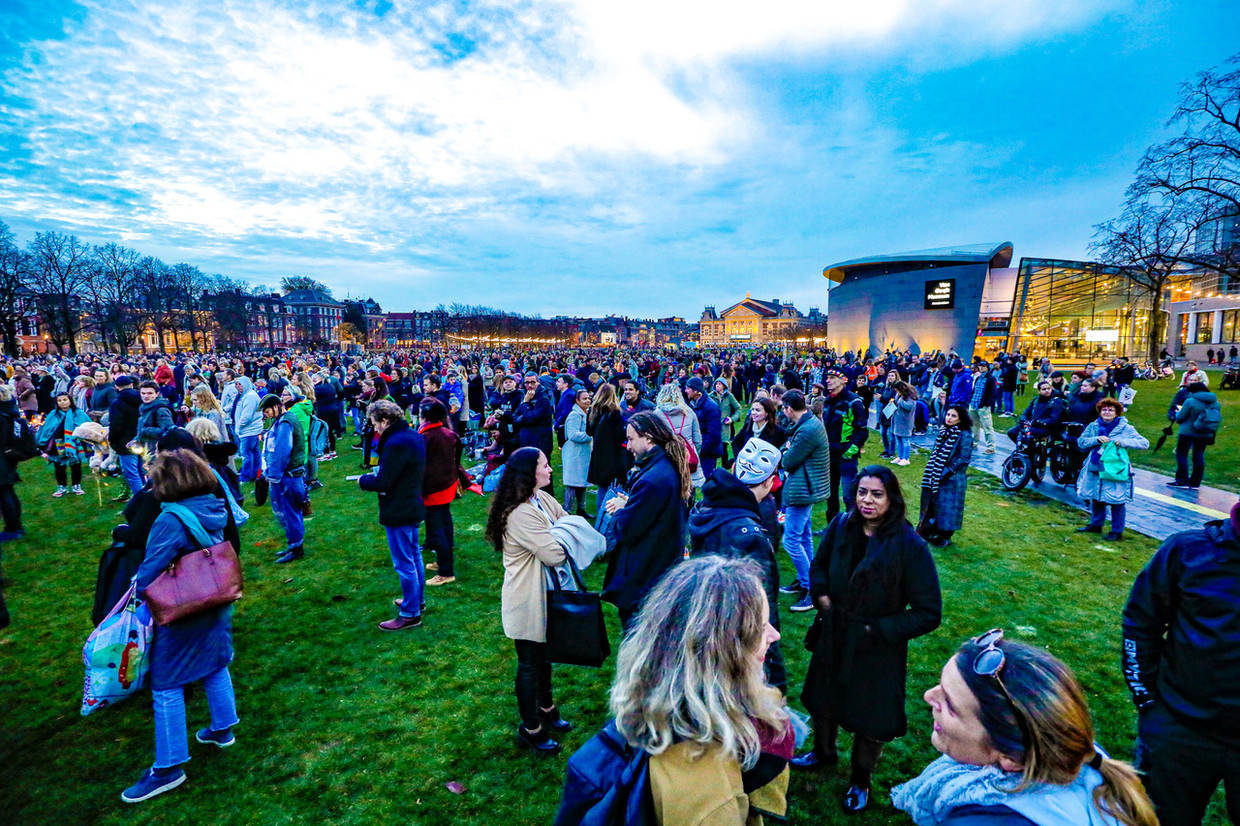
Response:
[0,442,1230,824]
[1109,370,1240,492]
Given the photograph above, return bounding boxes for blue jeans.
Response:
[269,476,305,550]
[781,504,814,590]
[880,423,894,456]
[238,435,261,482]
[387,524,424,618]
[1001,391,1015,415]
[1088,500,1126,535]
[895,435,911,462]
[350,407,365,435]
[118,453,145,497]
[699,456,718,477]
[153,666,238,769]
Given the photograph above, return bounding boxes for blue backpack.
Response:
[554,721,652,826]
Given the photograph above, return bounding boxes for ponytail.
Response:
[660,434,693,501]
[1094,757,1157,826]
[628,411,693,501]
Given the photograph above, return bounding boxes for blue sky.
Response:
[0,0,1234,319]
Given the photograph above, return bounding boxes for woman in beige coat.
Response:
[485,446,571,754]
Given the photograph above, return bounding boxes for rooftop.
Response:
[823,242,1014,283]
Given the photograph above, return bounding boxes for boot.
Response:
[790,717,839,769]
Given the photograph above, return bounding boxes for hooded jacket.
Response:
[230,377,264,438]
[136,396,174,448]
[688,469,779,607]
[108,387,142,456]
[1175,386,1221,440]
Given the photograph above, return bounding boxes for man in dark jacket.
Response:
[487,374,523,456]
[780,390,831,612]
[0,385,26,541]
[1122,501,1240,826]
[108,376,144,501]
[359,400,427,631]
[688,438,786,691]
[1007,380,1066,444]
[512,373,555,492]
[684,376,723,476]
[820,370,868,524]
[619,379,654,422]
[135,381,174,454]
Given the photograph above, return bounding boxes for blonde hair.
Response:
[655,382,692,416]
[589,382,620,426]
[293,371,316,403]
[190,385,223,415]
[956,638,1156,826]
[185,417,222,444]
[610,556,786,769]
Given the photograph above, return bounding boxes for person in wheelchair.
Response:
[1007,380,1067,451]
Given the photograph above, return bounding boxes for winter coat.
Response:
[1020,395,1066,439]
[89,382,117,416]
[512,390,555,458]
[603,445,687,617]
[709,388,744,441]
[287,399,315,461]
[0,399,24,485]
[15,376,37,414]
[821,390,867,461]
[1175,387,1221,441]
[562,405,591,488]
[108,388,142,457]
[919,430,972,532]
[657,403,704,487]
[650,739,789,826]
[690,394,723,459]
[587,408,629,489]
[1122,513,1240,735]
[359,419,426,527]
[230,378,264,438]
[1075,417,1148,505]
[500,491,567,642]
[947,371,973,407]
[892,397,917,438]
[418,422,462,506]
[37,406,90,466]
[1065,391,1103,426]
[619,396,655,423]
[801,515,942,739]
[136,398,174,449]
[261,410,306,479]
[780,412,831,506]
[731,418,787,456]
[134,494,234,690]
[688,469,780,612]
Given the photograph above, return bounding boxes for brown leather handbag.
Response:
[142,503,243,626]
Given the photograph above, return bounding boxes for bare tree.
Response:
[134,256,173,352]
[0,221,33,356]
[87,242,145,355]
[26,231,91,353]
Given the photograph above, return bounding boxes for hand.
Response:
[814,594,831,612]
[1097,435,1110,444]
[604,494,628,514]
[723,417,732,425]
[523,390,536,402]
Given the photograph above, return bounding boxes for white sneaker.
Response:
[72,484,85,495]
[52,486,67,497]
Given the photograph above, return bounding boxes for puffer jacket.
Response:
[1175,386,1221,440]
[780,411,830,506]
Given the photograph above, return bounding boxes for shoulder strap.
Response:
[160,501,214,549]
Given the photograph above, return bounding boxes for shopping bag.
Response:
[1117,386,1137,406]
[82,583,152,716]
[545,557,610,668]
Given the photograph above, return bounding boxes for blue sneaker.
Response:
[196,727,236,748]
[789,595,815,613]
[121,767,186,803]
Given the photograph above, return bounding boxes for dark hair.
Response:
[53,391,76,409]
[147,449,217,502]
[750,396,778,425]
[485,447,544,552]
[846,464,907,538]
[420,399,448,424]
[372,377,389,399]
[140,380,159,392]
[781,389,807,411]
[945,403,972,430]
[423,373,442,389]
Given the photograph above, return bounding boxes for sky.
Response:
[0,0,1234,320]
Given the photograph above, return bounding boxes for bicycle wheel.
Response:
[1050,447,1074,484]
[1001,452,1033,491]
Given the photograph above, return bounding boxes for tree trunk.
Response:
[1148,279,1166,362]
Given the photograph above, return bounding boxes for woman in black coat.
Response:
[586,385,629,510]
[793,464,941,814]
[601,411,692,630]
[730,397,787,456]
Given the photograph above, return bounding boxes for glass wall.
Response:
[1195,312,1215,343]
[1008,258,1154,362]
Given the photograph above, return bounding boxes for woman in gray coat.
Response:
[561,389,592,517]
[1075,397,1148,541]
[917,404,972,548]
[890,381,918,466]
[655,383,703,489]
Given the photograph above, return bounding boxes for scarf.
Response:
[922,426,961,495]
[1089,417,1121,469]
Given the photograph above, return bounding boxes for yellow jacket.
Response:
[649,741,788,826]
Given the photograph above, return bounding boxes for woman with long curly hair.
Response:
[894,630,1156,826]
[486,446,572,755]
[601,410,692,629]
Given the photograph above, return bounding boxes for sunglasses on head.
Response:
[970,628,1031,753]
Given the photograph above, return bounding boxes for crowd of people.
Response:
[0,342,1234,824]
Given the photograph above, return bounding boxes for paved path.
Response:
[888,414,1235,542]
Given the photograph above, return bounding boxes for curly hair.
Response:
[484,447,543,552]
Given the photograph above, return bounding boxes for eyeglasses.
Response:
[970,628,1031,753]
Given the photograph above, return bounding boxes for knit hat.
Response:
[733,438,781,485]
[156,427,201,455]
[685,376,706,394]
[825,368,846,380]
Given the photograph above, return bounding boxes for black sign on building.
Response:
[924,278,956,310]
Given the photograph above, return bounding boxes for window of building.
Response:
[1222,309,1239,343]
[1195,311,1215,343]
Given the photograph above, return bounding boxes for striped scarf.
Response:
[923,425,962,495]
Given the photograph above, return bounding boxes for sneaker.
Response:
[1166,481,1190,489]
[789,595,814,612]
[195,727,236,748]
[426,561,439,572]
[275,547,305,564]
[351,444,363,451]
[379,614,422,631]
[0,530,25,542]
[427,575,456,586]
[72,484,85,495]
[52,486,67,498]
[121,767,186,803]
[778,583,804,595]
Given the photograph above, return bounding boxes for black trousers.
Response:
[1137,702,1240,826]
[424,504,454,578]
[513,639,553,731]
[0,485,21,532]
[54,464,82,487]
[1174,436,1209,487]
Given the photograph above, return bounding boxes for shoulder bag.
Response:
[142,503,243,626]
[545,555,610,668]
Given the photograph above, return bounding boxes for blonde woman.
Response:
[188,386,227,444]
[558,556,790,824]
[654,382,703,488]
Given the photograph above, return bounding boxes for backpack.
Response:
[554,721,653,826]
[6,414,38,463]
[1194,403,1222,437]
[661,411,699,473]
[307,415,330,457]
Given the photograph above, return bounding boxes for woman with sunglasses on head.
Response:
[793,464,942,813]
[893,630,1156,825]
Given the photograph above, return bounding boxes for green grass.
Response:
[1116,371,1240,492]
[0,444,1230,824]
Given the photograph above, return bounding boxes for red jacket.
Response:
[418,422,463,506]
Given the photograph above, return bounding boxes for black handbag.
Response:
[545,556,611,668]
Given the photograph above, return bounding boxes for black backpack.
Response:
[554,721,653,826]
